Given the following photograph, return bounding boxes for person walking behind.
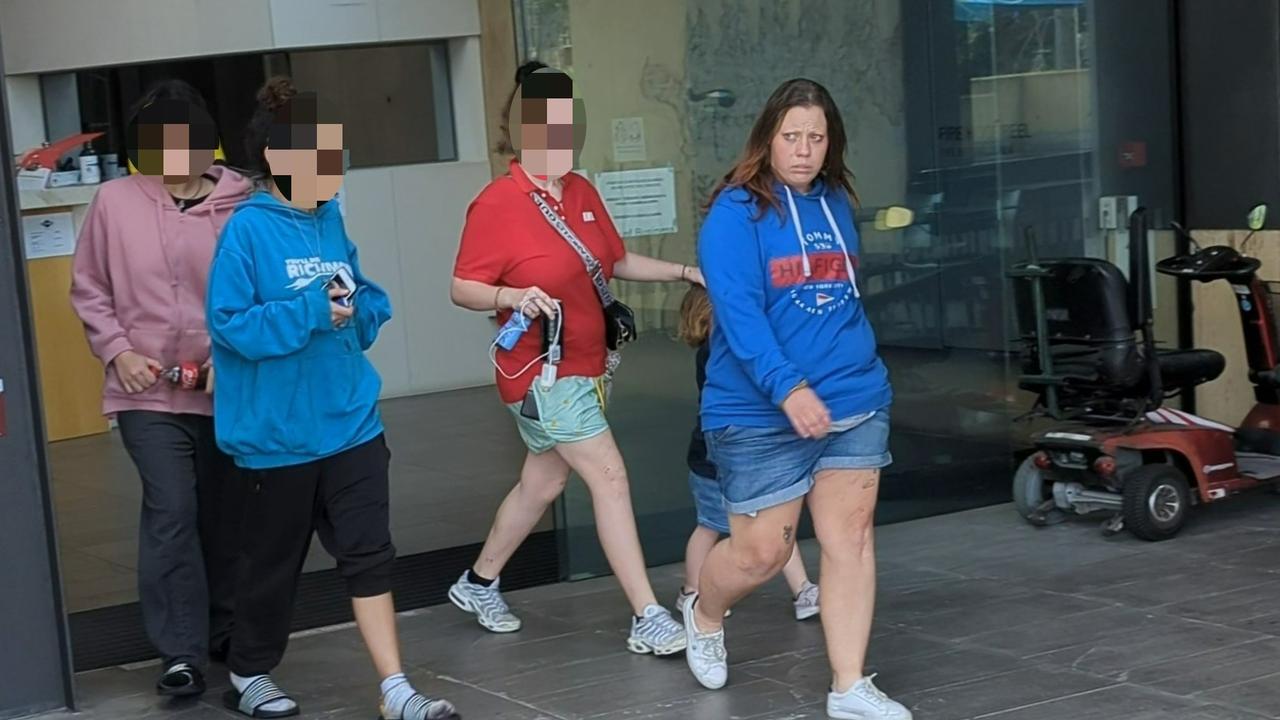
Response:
[675,286,820,622]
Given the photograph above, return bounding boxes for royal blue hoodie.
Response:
[206,191,392,469]
[698,179,892,430]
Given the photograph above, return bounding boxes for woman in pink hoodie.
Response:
[70,80,252,698]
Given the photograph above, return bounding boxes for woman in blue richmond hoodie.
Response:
[680,79,909,720]
[206,78,456,720]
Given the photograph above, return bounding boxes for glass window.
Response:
[513,0,1181,578]
[288,42,456,168]
[42,41,456,174]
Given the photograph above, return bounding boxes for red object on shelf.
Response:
[1119,140,1147,169]
[16,132,104,171]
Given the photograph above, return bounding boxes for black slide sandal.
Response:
[222,676,299,718]
[156,663,205,697]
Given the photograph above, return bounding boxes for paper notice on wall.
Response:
[595,167,677,238]
[22,212,75,259]
[611,117,647,163]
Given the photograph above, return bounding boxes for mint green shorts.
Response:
[506,375,609,454]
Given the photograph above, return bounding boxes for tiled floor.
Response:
[39,496,1280,720]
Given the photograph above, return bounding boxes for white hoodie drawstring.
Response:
[819,195,860,298]
[783,185,813,278]
[783,185,860,298]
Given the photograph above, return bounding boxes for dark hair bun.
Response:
[515,60,549,86]
[257,76,297,112]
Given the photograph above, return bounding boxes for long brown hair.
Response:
[678,286,712,347]
[708,78,858,221]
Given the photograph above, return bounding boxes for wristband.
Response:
[494,287,505,311]
[783,379,810,403]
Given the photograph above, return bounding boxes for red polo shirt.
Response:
[454,159,627,403]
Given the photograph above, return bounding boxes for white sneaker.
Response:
[675,588,730,618]
[794,581,820,621]
[448,572,521,633]
[681,592,728,690]
[628,604,687,655]
[827,675,912,720]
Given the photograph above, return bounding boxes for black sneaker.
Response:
[157,662,206,697]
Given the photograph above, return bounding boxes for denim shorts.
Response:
[688,471,730,534]
[506,375,609,454]
[705,410,892,515]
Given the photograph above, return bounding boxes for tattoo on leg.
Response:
[862,474,878,489]
[783,524,794,544]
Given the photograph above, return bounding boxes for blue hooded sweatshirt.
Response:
[697,180,891,430]
[206,191,392,469]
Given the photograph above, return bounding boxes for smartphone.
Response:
[326,266,357,307]
[519,387,540,420]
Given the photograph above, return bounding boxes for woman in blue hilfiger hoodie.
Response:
[206,77,456,720]
[680,79,909,720]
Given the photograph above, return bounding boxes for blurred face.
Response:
[264,122,345,210]
[770,105,828,192]
[520,97,576,179]
[129,100,217,184]
[508,68,583,181]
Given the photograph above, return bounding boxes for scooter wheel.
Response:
[1122,464,1190,541]
[1013,455,1064,526]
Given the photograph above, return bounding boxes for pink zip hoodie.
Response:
[71,165,253,416]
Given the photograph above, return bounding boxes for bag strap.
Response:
[529,191,617,307]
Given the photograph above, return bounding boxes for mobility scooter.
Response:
[1009,205,1280,540]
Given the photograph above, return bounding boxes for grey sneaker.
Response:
[628,604,687,655]
[448,572,521,633]
[675,588,730,618]
[828,675,911,720]
[794,581,820,621]
[681,592,728,689]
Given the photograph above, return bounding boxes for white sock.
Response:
[381,673,416,719]
[229,672,297,714]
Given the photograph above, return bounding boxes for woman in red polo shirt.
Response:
[450,62,701,655]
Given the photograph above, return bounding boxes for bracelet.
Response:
[783,379,810,403]
[493,287,505,311]
[680,264,689,282]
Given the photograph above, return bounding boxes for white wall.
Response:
[344,162,496,396]
[5,75,42,150]
[0,0,275,74]
[0,0,480,73]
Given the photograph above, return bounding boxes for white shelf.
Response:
[19,185,100,211]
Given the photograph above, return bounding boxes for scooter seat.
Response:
[1157,349,1225,389]
[1236,426,1280,455]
